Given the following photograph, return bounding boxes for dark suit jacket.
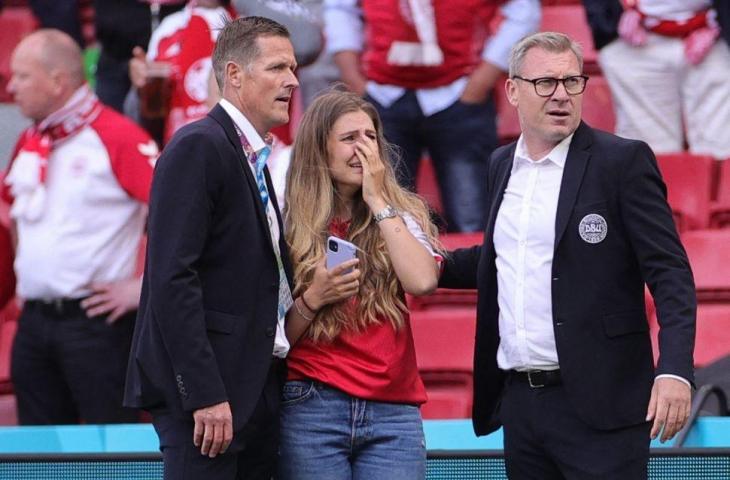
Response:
[124,105,293,431]
[441,122,696,436]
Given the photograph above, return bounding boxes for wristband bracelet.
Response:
[294,297,314,321]
[300,293,318,313]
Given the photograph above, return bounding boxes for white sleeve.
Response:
[323,0,364,54]
[481,0,541,71]
[401,212,441,261]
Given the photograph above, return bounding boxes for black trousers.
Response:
[500,373,651,480]
[152,360,282,480]
[10,300,138,425]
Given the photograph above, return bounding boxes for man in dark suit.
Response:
[440,32,696,479]
[124,17,299,479]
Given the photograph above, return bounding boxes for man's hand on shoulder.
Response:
[193,401,233,458]
[646,376,692,443]
[81,277,143,324]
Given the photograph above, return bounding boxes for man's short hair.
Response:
[212,16,290,90]
[508,32,584,78]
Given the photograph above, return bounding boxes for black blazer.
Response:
[441,122,696,436]
[124,105,294,431]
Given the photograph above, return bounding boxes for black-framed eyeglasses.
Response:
[512,75,589,97]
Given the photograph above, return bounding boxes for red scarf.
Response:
[5,84,102,222]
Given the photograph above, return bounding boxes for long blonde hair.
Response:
[284,90,440,342]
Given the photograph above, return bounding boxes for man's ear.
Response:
[226,61,242,89]
[505,78,519,107]
[49,68,67,97]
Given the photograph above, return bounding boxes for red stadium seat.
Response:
[0,190,16,308]
[582,75,615,133]
[411,308,475,372]
[692,303,730,368]
[710,159,730,228]
[420,383,472,419]
[0,393,17,426]
[650,303,730,369]
[439,232,484,250]
[0,7,38,102]
[682,229,730,301]
[540,4,599,73]
[0,311,18,394]
[495,75,521,145]
[656,153,715,231]
[0,221,15,310]
[411,308,475,419]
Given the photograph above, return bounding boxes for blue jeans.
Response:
[368,91,497,232]
[277,380,426,480]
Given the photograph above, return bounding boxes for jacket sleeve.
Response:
[145,130,228,411]
[618,141,696,384]
[439,246,482,289]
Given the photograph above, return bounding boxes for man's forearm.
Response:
[333,50,367,95]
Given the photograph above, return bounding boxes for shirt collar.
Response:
[512,133,574,172]
[219,98,267,153]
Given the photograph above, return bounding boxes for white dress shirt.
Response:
[219,99,291,358]
[323,0,541,116]
[494,134,571,371]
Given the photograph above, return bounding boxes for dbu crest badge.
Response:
[578,214,608,244]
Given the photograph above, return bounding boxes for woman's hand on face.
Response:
[355,136,387,212]
[305,258,361,310]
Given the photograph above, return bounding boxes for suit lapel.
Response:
[208,105,275,248]
[554,122,592,248]
[484,144,515,252]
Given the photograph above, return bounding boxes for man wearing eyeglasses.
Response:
[440,31,696,479]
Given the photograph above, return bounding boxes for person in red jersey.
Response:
[129,0,232,145]
[324,0,540,232]
[3,29,157,425]
[279,90,442,480]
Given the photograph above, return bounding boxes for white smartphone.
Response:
[326,236,358,271]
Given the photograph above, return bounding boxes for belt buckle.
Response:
[49,298,65,315]
[527,370,545,389]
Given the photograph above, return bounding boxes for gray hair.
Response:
[508,31,584,78]
[212,16,290,90]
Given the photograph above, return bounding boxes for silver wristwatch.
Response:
[373,204,398,223]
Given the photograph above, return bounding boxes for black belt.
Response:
[510,369,562,388]
[24,298,87,316]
